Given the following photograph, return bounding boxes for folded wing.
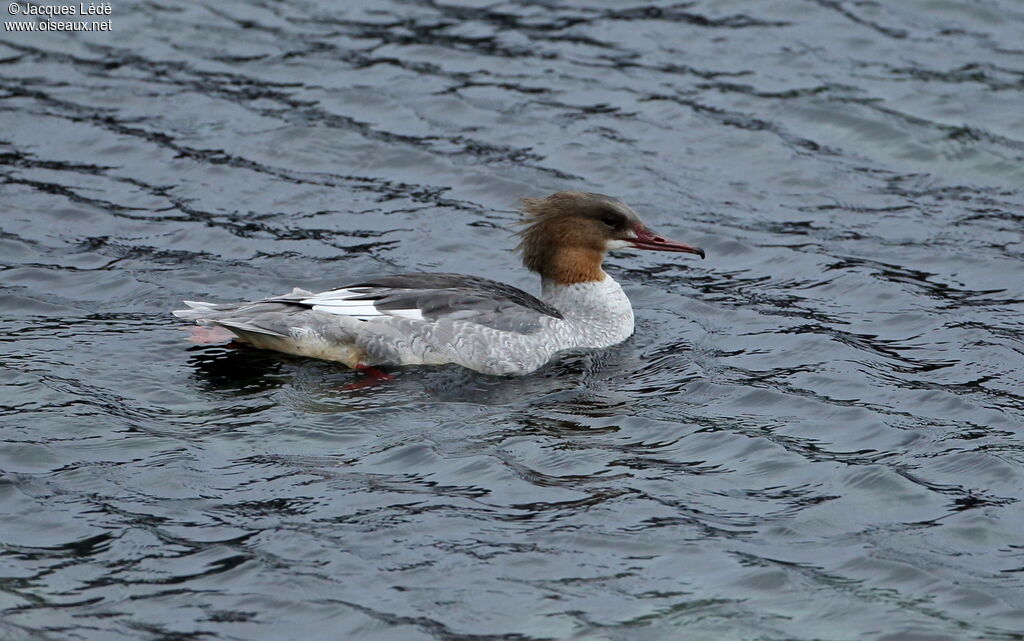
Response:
[288,273,563,334]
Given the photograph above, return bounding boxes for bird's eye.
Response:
[600,215,620,228]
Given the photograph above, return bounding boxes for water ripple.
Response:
[2,0,1024,640]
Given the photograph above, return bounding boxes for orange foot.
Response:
[342,364,396,390]
[183,325,236,344]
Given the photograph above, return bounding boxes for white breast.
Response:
[541,274,636,350]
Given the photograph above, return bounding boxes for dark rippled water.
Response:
[3,1,1024,639]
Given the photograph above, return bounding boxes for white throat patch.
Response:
[605,233,636,250]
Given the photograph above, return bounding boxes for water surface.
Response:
[2,1,1023,640]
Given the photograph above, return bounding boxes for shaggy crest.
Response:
[515,191,640,284]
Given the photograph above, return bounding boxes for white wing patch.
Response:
[383,308,426,320]
[301,288,425,321]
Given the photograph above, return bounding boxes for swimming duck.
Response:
[173,191,704,376]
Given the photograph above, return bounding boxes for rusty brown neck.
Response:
[522,243,606,285]
[518,208,614,285]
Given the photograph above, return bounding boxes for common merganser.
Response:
[173,191,705,376]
